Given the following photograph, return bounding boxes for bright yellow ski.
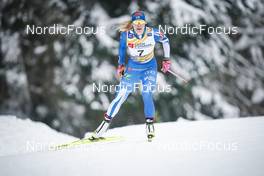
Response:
[52,136,125,150]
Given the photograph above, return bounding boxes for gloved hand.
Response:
[161,59,171,73]
[117,65,125,78]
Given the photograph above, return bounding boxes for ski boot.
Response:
[89,114,112,141]
[146,118,155,142]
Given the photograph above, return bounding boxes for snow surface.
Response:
[0,115,264,176]
[0,116,76,157]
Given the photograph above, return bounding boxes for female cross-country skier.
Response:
[90,11,171,141]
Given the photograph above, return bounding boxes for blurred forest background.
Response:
[0,0,263,137]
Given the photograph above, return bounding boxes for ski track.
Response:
[0,116,264,176]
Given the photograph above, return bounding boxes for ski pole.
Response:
[167,69,189,84]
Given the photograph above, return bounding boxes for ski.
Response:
[52,136,125,150]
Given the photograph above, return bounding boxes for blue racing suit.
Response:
[106,27,170,120]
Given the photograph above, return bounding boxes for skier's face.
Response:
[132,20,146,35]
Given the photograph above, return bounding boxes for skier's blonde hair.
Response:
[119,20,133,32]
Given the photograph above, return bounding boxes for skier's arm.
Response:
[154,28,171,72]
[118,32,127,65]
[153,28,170,59]
[162,42,170,59]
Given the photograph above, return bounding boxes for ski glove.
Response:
[117,65,125,77]
[161,59,171,73]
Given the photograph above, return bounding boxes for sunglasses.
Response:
[132,20,146,25]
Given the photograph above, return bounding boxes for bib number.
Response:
[138,50,144,56]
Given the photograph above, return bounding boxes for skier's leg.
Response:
[141,69,157,120]
[141,91,155,118]
[146,118,155,141]
[91,88,131,139]
[91,67,138,139]
[141,63,157,140]
[91,113,111,139]
[142,83,156,140]
[106,87,132,118]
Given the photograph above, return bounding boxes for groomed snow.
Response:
[0,115,264,176]
[0,116,76,157]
